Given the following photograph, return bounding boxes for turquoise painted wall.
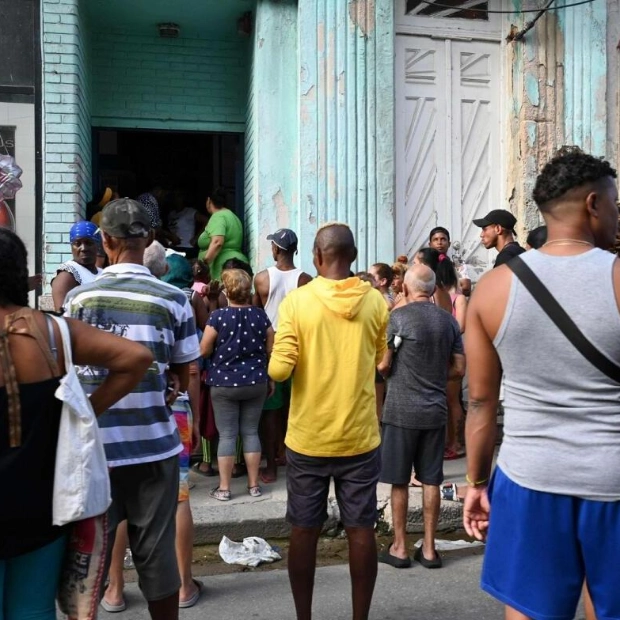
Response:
[42,0,93,277]
[90,32,250,133]
[245,0,299,270]
[559,2,608,157]
[296,0,395,272]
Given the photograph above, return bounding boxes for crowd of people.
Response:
[1,145,619,620]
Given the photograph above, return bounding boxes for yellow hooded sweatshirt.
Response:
[268,276,388,457]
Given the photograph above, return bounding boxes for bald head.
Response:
[315,223,356,256]
[404,264,435,298]
[313,224,357,277]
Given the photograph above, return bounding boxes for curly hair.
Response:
[0,229,29,307]
[533,146,617,210]
[221,268,252,304]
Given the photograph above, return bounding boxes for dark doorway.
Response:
[91,128,244,224]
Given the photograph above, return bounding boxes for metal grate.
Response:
[406,0,489,20]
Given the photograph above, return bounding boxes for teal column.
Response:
[560,2,608,157]
[297,0,395,271]
[41,0,92,282]
[245,0,299,270]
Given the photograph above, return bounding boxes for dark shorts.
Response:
[483,467,620,620]
[106,456,180,601]
[286,447,381,529]
[379,424,445,486]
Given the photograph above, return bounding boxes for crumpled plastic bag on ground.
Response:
[413,539,484,551]
[219,536,282,567]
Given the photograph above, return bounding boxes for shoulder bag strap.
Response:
[49,315,74,370]
[507,255,620,383]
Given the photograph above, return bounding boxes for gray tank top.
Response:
[495,248,620,501]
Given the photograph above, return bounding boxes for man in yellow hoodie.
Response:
[269,223,388,620]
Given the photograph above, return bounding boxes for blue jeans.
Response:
[0,535,66,620]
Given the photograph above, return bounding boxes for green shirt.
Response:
[197,208,248,281]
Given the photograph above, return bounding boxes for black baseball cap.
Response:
[267,228,298,251]
[473,209,517,231]
[100,198,151,239]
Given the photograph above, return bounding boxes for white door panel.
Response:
[396,35,501,277]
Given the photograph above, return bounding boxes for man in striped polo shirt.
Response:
[65,198,199,620]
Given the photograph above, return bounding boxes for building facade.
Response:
[36,0,620,285]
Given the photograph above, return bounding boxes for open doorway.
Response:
[91,128,244,232]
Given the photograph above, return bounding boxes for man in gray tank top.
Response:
[464,147,620,620]
[253,229,312,483]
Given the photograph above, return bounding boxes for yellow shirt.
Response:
[268,276,388,457]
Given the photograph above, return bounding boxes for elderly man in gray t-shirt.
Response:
[378,264,465,569]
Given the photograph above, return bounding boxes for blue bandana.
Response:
[70,220,100,243]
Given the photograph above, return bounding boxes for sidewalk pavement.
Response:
[189,457,468,545]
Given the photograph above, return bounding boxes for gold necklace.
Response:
[543,239,594,248]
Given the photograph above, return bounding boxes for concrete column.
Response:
[297,0,395,271]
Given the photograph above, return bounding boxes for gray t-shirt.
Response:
[382,302,463,430]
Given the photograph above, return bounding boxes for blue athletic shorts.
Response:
[482,466,620,620]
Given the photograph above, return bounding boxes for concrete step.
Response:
[189,457,468,544]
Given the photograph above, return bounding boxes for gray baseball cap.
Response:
[100,198,150,238]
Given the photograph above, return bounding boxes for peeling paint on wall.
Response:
[348,0,376,37]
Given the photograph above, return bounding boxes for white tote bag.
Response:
[50,315,112,526]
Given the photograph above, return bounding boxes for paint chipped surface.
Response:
[348,0,375,37]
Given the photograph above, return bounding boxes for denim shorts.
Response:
[285,447,381,528]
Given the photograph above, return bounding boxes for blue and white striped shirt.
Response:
[65,263,200,466]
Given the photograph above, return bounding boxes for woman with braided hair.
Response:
[0,229,153,620]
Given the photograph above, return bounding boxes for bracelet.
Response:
[465,473,489,488]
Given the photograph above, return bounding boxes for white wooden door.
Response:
[395,34,501,277]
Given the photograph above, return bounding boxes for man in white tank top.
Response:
[464,147,620,620]
[253,229,312,482]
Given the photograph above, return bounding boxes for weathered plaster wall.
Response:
[559,1,607,157]
[246,0,395,272]
[503,0,610,238]
[606,0,619,169]
[42,0,92,279]
[245,0,299,270]
[296,0,395,271]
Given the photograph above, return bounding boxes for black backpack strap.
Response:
[506,255,620,383]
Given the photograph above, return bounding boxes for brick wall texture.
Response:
[42,0,92,275]
[42,0,250,281]
[90,33,249,132]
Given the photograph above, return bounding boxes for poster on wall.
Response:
[0,127,16,216]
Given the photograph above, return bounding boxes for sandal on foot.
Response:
[414,544,442,569]
[378,546,411,569]
[247,485,262,497]
[179,579,203,609]
[209,487,231,501]
[100,598,127,613]
[191,462,215,477]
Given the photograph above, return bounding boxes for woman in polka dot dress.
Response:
[200,268,274,500]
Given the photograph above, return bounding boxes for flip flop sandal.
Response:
[179,579,203,609]
[443,448,465,461]
[248,485,262,497]
[378,547,412,569]
[100,598,127,613]
[414,545,443,569]
[210,487,231,501]
[191,462,216,477]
